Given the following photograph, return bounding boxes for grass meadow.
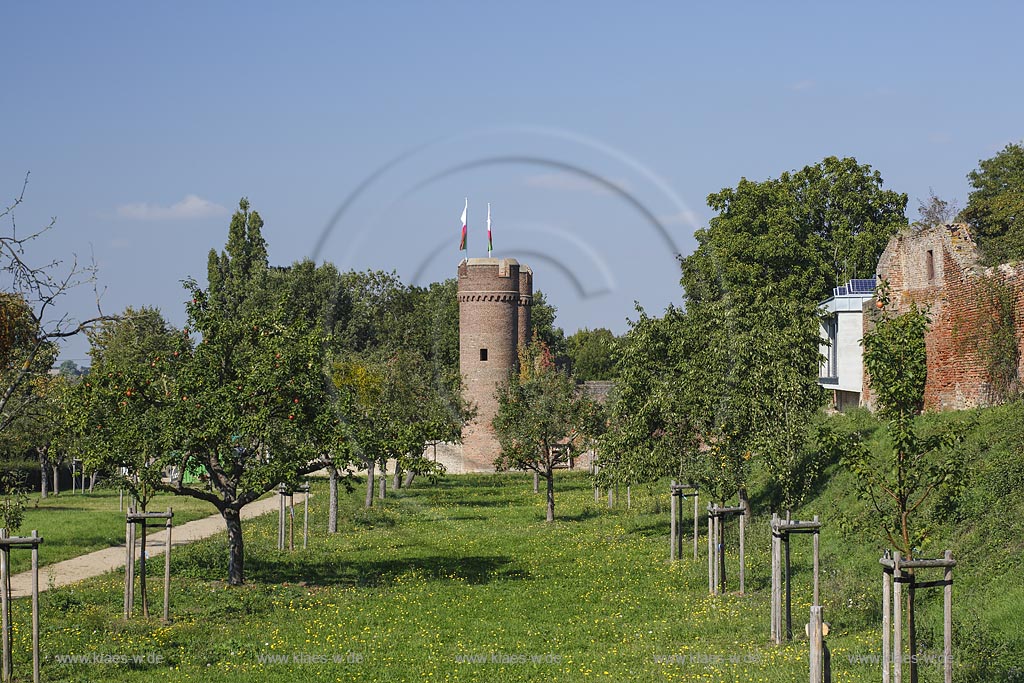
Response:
[9,403,1024,682]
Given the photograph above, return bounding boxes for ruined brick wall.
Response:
[866,223,1023,410]
[458,258,532,471]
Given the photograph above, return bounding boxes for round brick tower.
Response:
[518,265,533,348]
[458,257,532,472]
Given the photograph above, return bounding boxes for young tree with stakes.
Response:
[849,283,962,558]
[493,339,603,522]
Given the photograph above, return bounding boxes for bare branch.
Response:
[0,174,114,439]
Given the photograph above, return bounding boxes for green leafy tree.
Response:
[58,360,84,379]
[270,259,357,532]
[960,142,1024,265]
[600,157,901,514]
[598,296,824,511]
[0,294,59,438]
[672,156,901,511]
[597,307,701,493]
[669,298,753,505]
[72,307,183,510]
[1,370,67,498]
[333,348,461,507]
[389,278,465,488]
[0,469,28,532]
[684,156,907,306]
[850,284,960,557]
[493,339,602,521]
[530,290,567,366]
[744,297,827,509]
[846,283,965,683]
[326,271,465,500]
[72,200,333,585]
[0,177,112,444]
[171,200,332,584]
[566,327,619,381]
[0,293,68,499]
[335,270,411,352]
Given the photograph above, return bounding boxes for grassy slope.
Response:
[804,404,1024,681]
[14,404,1024,682]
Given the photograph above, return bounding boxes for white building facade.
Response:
[818,279,875,411]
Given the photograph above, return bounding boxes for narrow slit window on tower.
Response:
[926,249,935,281]
[480,348,488,361]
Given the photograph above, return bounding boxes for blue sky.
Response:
[3,2,1022,362]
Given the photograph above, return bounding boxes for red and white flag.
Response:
[487,203,493,256]
[459,199,468,251]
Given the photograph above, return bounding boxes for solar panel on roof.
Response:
[849,278,877,293]
[832,278,877,297]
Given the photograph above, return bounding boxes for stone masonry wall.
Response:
[866,223,1024,410]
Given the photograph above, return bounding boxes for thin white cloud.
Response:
[787,79,816,92]
[659,209,703,231]
[523,172,630,196]
[116,194,228,221]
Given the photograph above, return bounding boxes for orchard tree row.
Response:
[0,187,607,581]
[60,199,479,584]
[1,196,542,585]
[595,156,907,513]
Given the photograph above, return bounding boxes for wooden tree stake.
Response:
[669,480,678,562]
[163,508,172,623]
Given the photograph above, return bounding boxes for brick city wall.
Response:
[866,223,1024,410]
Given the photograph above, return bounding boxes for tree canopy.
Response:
[530,290,567,366]
[71,307,183,508]
[959,142,1024,265]
[599,156,901,510]
[683,156,907,306]
[566,327,619,381]
[70,200,335,585]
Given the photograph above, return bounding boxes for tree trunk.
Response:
[89,471,98,493]
[364,460,375,509]
[545,471,555,522]
[738,486,752,519]
[533,470,539,493]
[223,507,245,586]
[37,447,49,499]
[52,465,60,496]
[392,465,402,491]
[403,471,415,488]
[378,462,386,500]
[328,466,338,534]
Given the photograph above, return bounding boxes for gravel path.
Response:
[8,492,309,598]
